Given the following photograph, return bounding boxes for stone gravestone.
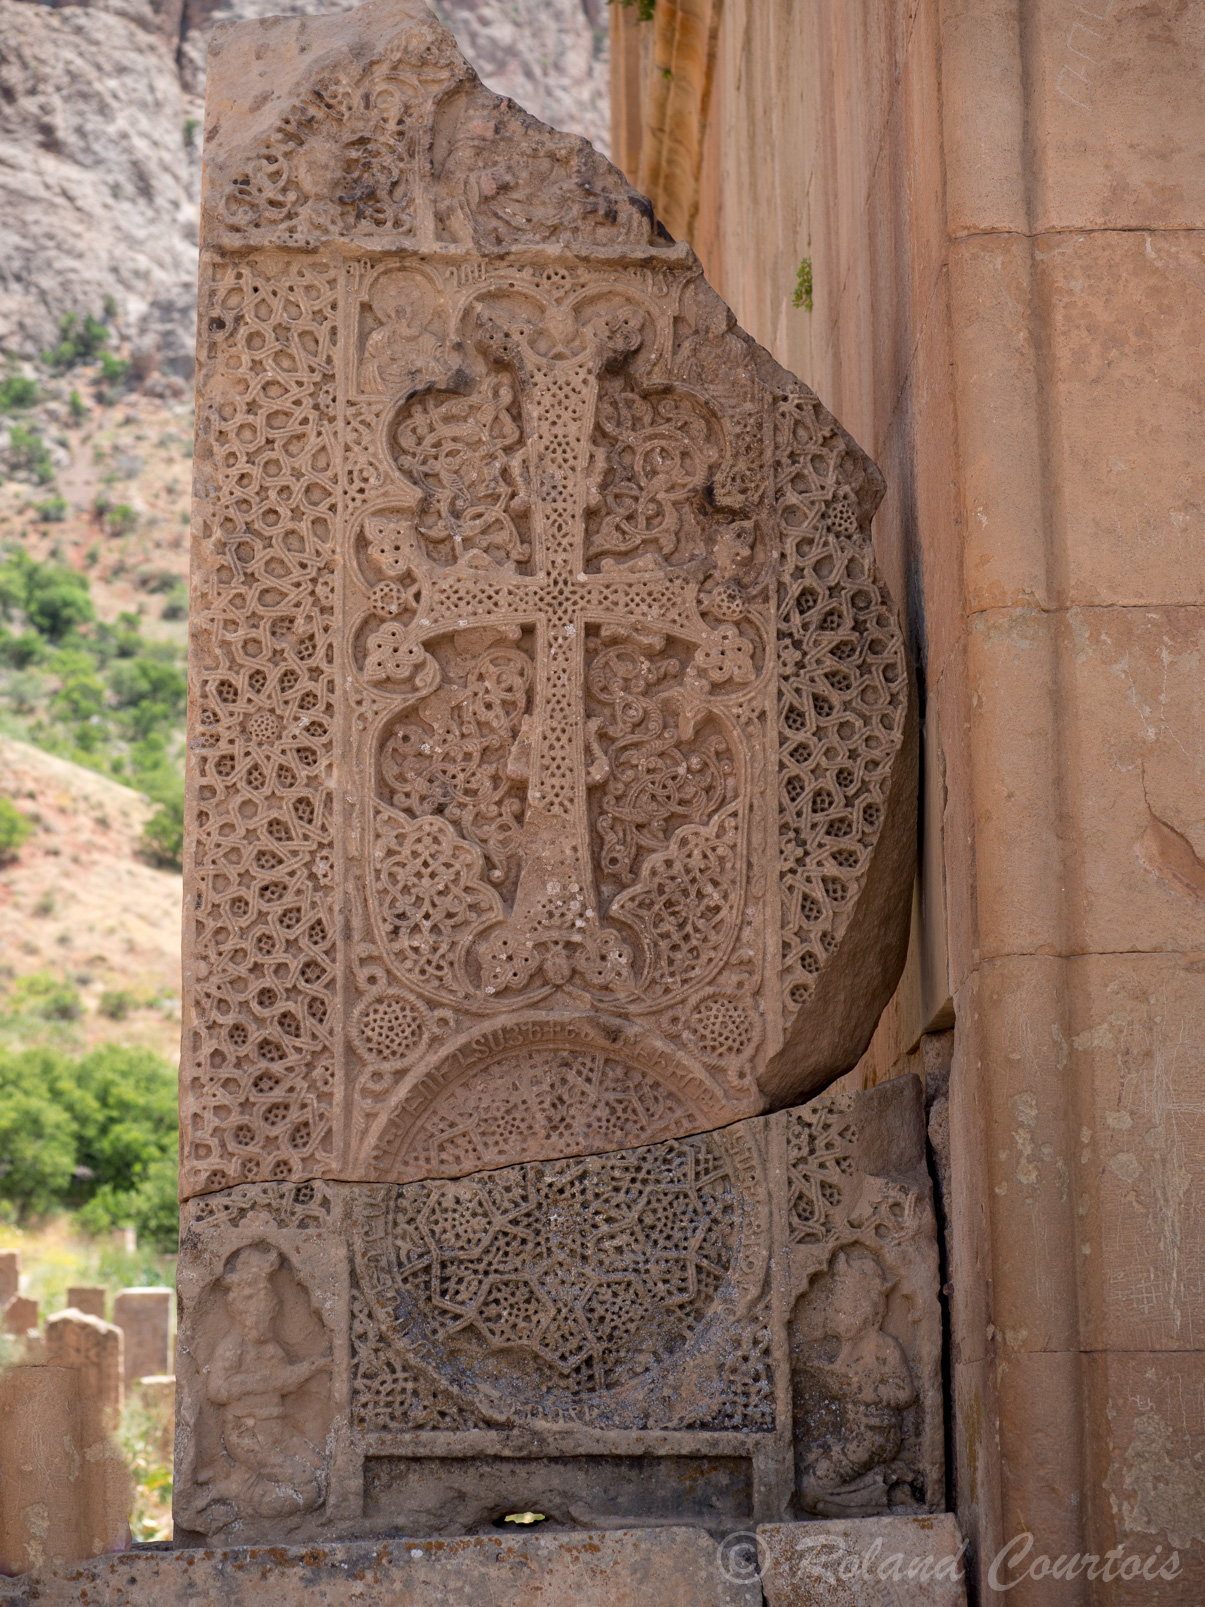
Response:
[113,1287,173,1384]
[0,1248,19,1306]
[66,1285,107,1320]
[176,0,926,1548]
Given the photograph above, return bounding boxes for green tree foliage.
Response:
[5,423,54,483]
[0,373,39,412]
[0,795,34,861]
[0,552,186,825]
[46,311,112,371]
[0,1044,178,1248]
[0,549,94,639]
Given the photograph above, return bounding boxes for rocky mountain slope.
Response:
[0,0,609,366]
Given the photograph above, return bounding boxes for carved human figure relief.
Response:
[789,1247,923,1517]
[193,1244,332,1534]
[185,0,915,1198]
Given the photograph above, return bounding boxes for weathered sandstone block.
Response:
[64,1288,106,1321]
[173,1077,941,1544]
[41,1312,132,1559]
[758,1515,968,1606]
[176,0,928,1554]
[0,1366,84,1576]
[113,1287,173,1384]
[0,1529,759,1607]
[2,1295,37,1336]
[0,1250,18,1307]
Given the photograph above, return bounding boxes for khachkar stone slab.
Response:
[172,1076,942,1544]
[183,0,916,1202]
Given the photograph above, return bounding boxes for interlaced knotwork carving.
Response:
[774,395,909,1024]
[586,383,724,566]
[350,1290,477,1434]
[378,643,533,895]
[586,637,736,895]
[359,291,751,1019]
[371,810,501,997]
[217,23,460,246]
[353,1136,739,1421]
[189,0,915,1194]
[784,1099,859,1244]
[610,804,744,1001]
[185,260,339,1197]
[389,378,530,567]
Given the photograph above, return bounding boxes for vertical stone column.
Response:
[43,1311,131,1560]
[113,1288,172,1384]
[613,1,1205,1601]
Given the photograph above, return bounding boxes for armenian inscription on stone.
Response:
[178,0,925,1546]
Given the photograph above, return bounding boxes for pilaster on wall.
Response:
[612,3,1205,1601]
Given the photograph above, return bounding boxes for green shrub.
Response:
[69,389,88,425]
[34,494,68,523]
[24,565,93,639]
[109,654,187,739]
[46,311,111,371]
[0,795,34,861]
[0,551,187,857]
[0,373,39,412]
[97,351,131,402]
[0,1083,77,1216]
[6,971,82,1021]
[102,502,138,537]
[98,988,137,1021]
[5,424,54,483]
[160,583,189,621]
[793,256,814,312]
[142,794,184,870]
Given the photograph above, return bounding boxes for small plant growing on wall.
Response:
[793,256,813,313]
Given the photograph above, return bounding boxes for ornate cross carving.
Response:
[371,297,748,998]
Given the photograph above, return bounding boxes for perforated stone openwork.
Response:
[184,4,912,1195]
[353,1134,738,1417]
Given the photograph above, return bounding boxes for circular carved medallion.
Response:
[353,1132,743,1419]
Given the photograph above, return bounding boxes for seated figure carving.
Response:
[794,1247,920,1517]
[196,1244,331,1532]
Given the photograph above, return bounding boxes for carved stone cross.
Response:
[185,0,916,1198]
[174,0,935,1556]
[367,297,754,1001]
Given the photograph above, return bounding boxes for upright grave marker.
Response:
[178,0,927,1545]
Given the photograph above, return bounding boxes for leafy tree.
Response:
[108,654,187,739]
[6,971,82,1021]
[0,1080,77,1217]
[0,549,94,640]
[0,1043,178,1247]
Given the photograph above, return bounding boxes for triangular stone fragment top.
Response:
[185,0,916,1199]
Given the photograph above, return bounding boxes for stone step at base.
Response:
[0,1516,967,1607]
